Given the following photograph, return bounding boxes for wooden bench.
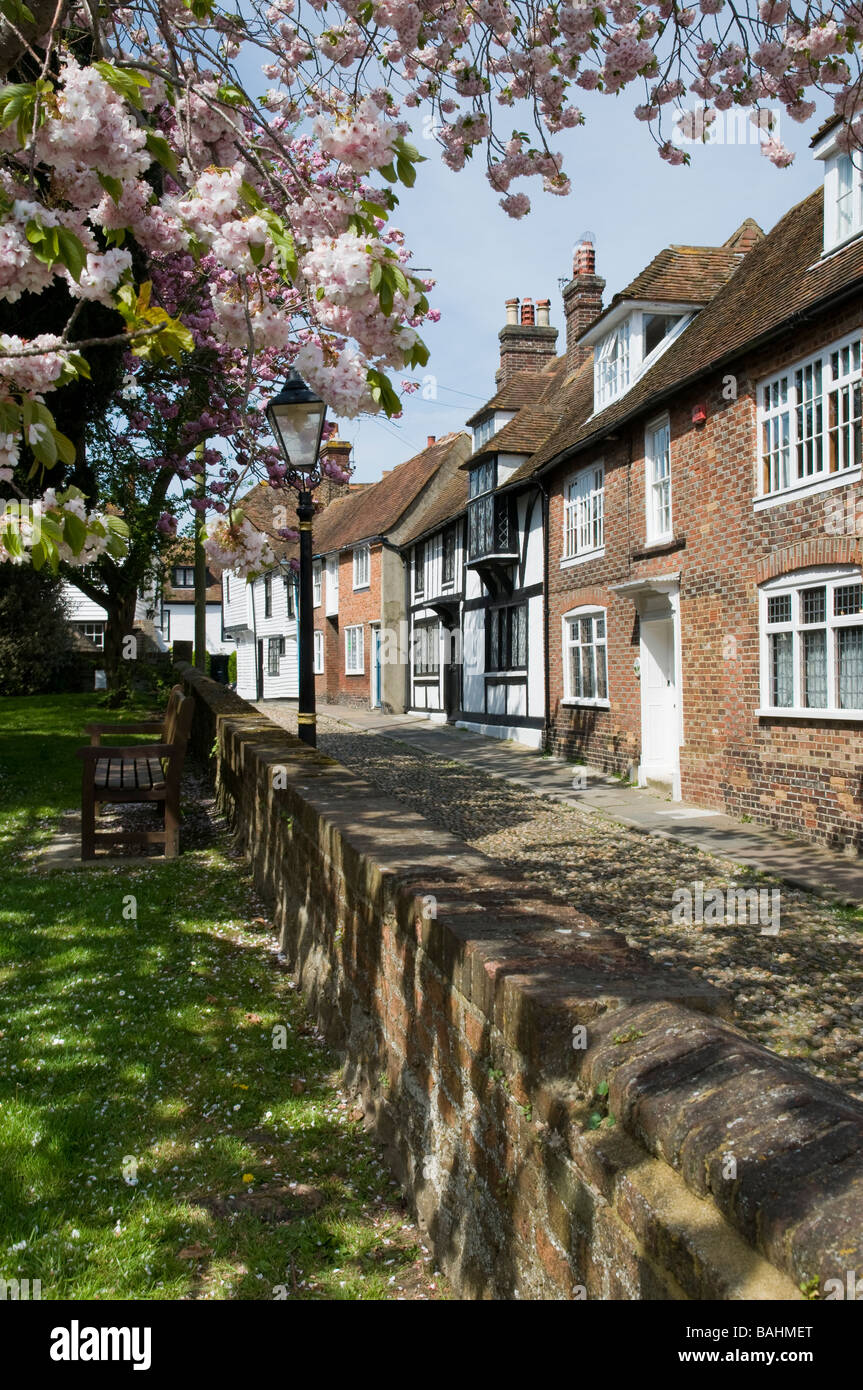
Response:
[76,685,195,860]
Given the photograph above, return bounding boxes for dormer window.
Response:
[824,152,863,251]
[596,320,630,409]
[644,313,683,357]
[475,414,494,447]
[592,307,690,411]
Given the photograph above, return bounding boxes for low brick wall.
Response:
[182,666,863,1301]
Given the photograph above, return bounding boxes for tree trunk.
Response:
[103,588,138,689]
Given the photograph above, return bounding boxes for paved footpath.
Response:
[258,699,863,1101]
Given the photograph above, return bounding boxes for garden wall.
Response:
[182,666,863,1301]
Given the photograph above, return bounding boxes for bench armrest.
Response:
[77,742,178,760]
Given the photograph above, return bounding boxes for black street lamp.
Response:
[266,370,326,749]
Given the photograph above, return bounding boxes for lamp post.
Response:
[265,370,326,749]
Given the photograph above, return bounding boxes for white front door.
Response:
[639,615,680,790]
[370,625,381,708]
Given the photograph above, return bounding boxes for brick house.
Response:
[310,431,471,711]
[531,147,863,849]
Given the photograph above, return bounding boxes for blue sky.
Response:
[338,92,834,482]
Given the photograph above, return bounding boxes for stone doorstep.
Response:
[32,812,162,872]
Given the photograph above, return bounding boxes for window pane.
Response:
[802,629,827,707]
[838,626,863,708]
[570,644,581,699]
[801,586,826,624]
[834,583,863,617]
[770,631,793,707]
[596,641,608,699]
[768,594,792,625]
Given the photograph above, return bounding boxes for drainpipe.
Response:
[535,477,551,752]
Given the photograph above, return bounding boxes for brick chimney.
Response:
[562,240,605,374]
[495,295,559,388]
[317,437,353,506]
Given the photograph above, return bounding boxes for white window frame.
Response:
[562,462,604,565]
[561,606,610,708]
[312,560,322,608]
[595,319,631,410]
[645,415,673,544]
[353,543,370,590]
[593,309,693,412]
[313,629,324,674]
[473,415,495,450]
[824,151,863,252]
[755,330,863,507]
[758,565,863,719]
[345,624,364,675]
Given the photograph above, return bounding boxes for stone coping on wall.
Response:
[180,665,863,1301]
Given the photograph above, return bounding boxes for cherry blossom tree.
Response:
[0,0,859,573]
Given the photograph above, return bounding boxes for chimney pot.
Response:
[427,435,436,446]
[520,297,535,326]
[536,298,551,328]
[563,242,605,374]
[573,239,596,277]
[505,297,520,325]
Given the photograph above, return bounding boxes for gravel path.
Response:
[262,704,863,1103]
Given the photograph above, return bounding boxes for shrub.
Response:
[0,568,75,695]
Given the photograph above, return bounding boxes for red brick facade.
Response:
[547,303,863,851]
[314,542,382,707]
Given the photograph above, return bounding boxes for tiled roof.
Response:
[528,185,863,476]
[614,244,743,307]
[464,367,556,426]
[398,462,470,545]
[161,538,221,602]
[311,431,470,554]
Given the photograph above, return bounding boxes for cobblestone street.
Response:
[261,702,863,1102]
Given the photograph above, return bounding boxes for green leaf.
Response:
[378,162,397,184]
[377,264,394,317]
[62,510,87,555]
[587,1113,603,1130]
[98,171,124,204]
[0,0,36,27]
[53,429,76,465]
[145,131,178,176]
[216,83,246,107]
[240,178,264,211]
[596,1081,609,1097]
[105,228,126,248]
[0,78,52,146]
[92,61,150,110]
[249,240,266,267]
[369,261,382,294]
[366,368,401,418]
[55,226,87,282]
[396,156,416,188]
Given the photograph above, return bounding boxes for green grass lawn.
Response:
[0,693,443,1300]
